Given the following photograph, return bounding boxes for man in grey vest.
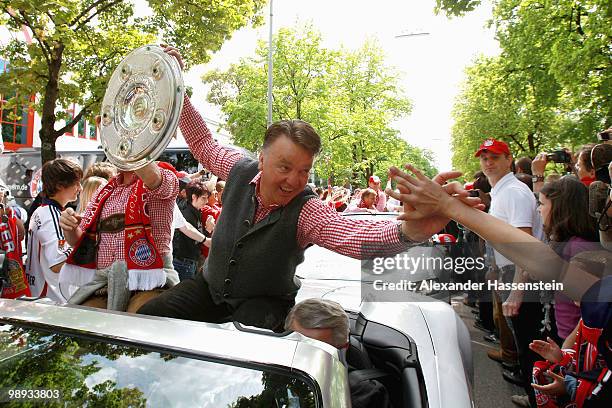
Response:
[138,47,478,331]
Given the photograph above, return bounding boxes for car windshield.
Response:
[0,322,316,407]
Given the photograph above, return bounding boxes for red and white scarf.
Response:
[61,175,165,291]
[0,208,31,298]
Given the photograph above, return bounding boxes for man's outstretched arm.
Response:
[164,46,242,180]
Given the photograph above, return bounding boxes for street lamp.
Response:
[395,31,430,38]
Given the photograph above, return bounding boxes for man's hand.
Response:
[205,215,215,234]
[529,337,563,363]
[162,45,184,70]
[387,164,483,241]
[60,208,82,232]
[532,153,547,176]
[134,162,163,190]
[502,289,524,317]
[531,370,567,396]
[60,207,83,247]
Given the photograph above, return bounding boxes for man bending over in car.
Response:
[285,298,350,349]
[285,298,391,408]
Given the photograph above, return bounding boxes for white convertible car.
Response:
[0,214,473,407]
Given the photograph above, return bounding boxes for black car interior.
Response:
[347,311,428,408]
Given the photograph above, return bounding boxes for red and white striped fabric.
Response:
[78,169,178,268]
[180,96,407,259]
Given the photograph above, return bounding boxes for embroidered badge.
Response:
[128,238,156,267]
[484,139,494,146]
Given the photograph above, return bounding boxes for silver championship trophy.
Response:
[100,45,184,171]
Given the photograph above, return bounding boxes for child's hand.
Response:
[531,370,567,396]
[529,337,563,363]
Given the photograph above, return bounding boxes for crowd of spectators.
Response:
[454,132,612,408]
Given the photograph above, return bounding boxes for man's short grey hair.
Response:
[285,299,349,347]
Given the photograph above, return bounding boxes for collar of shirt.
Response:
[490,172,516,197]
[41,197,64,211]
[250,171,281,211]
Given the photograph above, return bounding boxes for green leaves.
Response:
[450,0,611,177]
[435,0,482,17]
[147,0,266,66]
[203,25,434,186]
[0,0,266,162]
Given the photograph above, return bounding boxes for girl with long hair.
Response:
[538,176,599,341]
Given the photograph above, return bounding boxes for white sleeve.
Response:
[172,203,187,229]
[37,207,71,267]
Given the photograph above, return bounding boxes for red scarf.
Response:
[0,208,31,298]
[581,176,596,187]
[66,176,163,272]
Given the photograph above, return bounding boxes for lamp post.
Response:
[267,0,274,127]
[395,31,430,39]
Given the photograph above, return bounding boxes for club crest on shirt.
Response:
[128,238,156,267]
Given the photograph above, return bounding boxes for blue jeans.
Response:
[173,257,197,282]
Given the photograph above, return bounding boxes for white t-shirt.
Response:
[172,202,187,230]
[489,172,544,267]
[169,202,187,252]
[386,190,402,212]
[25,202,72,302]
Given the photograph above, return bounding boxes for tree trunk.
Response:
[39,42,65,164]
[527,132,535,154]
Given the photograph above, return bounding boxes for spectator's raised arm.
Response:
[387,164,598,302]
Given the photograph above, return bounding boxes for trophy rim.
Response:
[100,44,184,171]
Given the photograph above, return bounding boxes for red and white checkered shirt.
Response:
[180,96,407,259]
[79,169,178,268]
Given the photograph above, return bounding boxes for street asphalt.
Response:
[451,296,526,408]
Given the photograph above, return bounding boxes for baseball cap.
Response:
[474,139,510,157]
[369,175,380,184]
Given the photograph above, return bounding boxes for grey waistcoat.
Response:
[204,157,316,306]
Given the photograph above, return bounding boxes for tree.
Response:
[451,55,571,176]
[205,25,333,153]
[0,0,267,163]
[448,0,611,176]
[492,0,612,133]
[435,0,482,17]
[204,25,436,186]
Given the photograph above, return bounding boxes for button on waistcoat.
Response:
[204,158,316,306]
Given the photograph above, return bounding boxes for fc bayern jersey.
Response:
[25,202,72,302]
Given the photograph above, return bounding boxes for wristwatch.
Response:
[532,174,545,183]
[397,224,415,244]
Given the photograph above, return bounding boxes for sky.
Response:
[180,0,501,171]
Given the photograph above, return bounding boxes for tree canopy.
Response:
[449,0,611,176]
[204,24,437,187]
[0,0,267,162]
